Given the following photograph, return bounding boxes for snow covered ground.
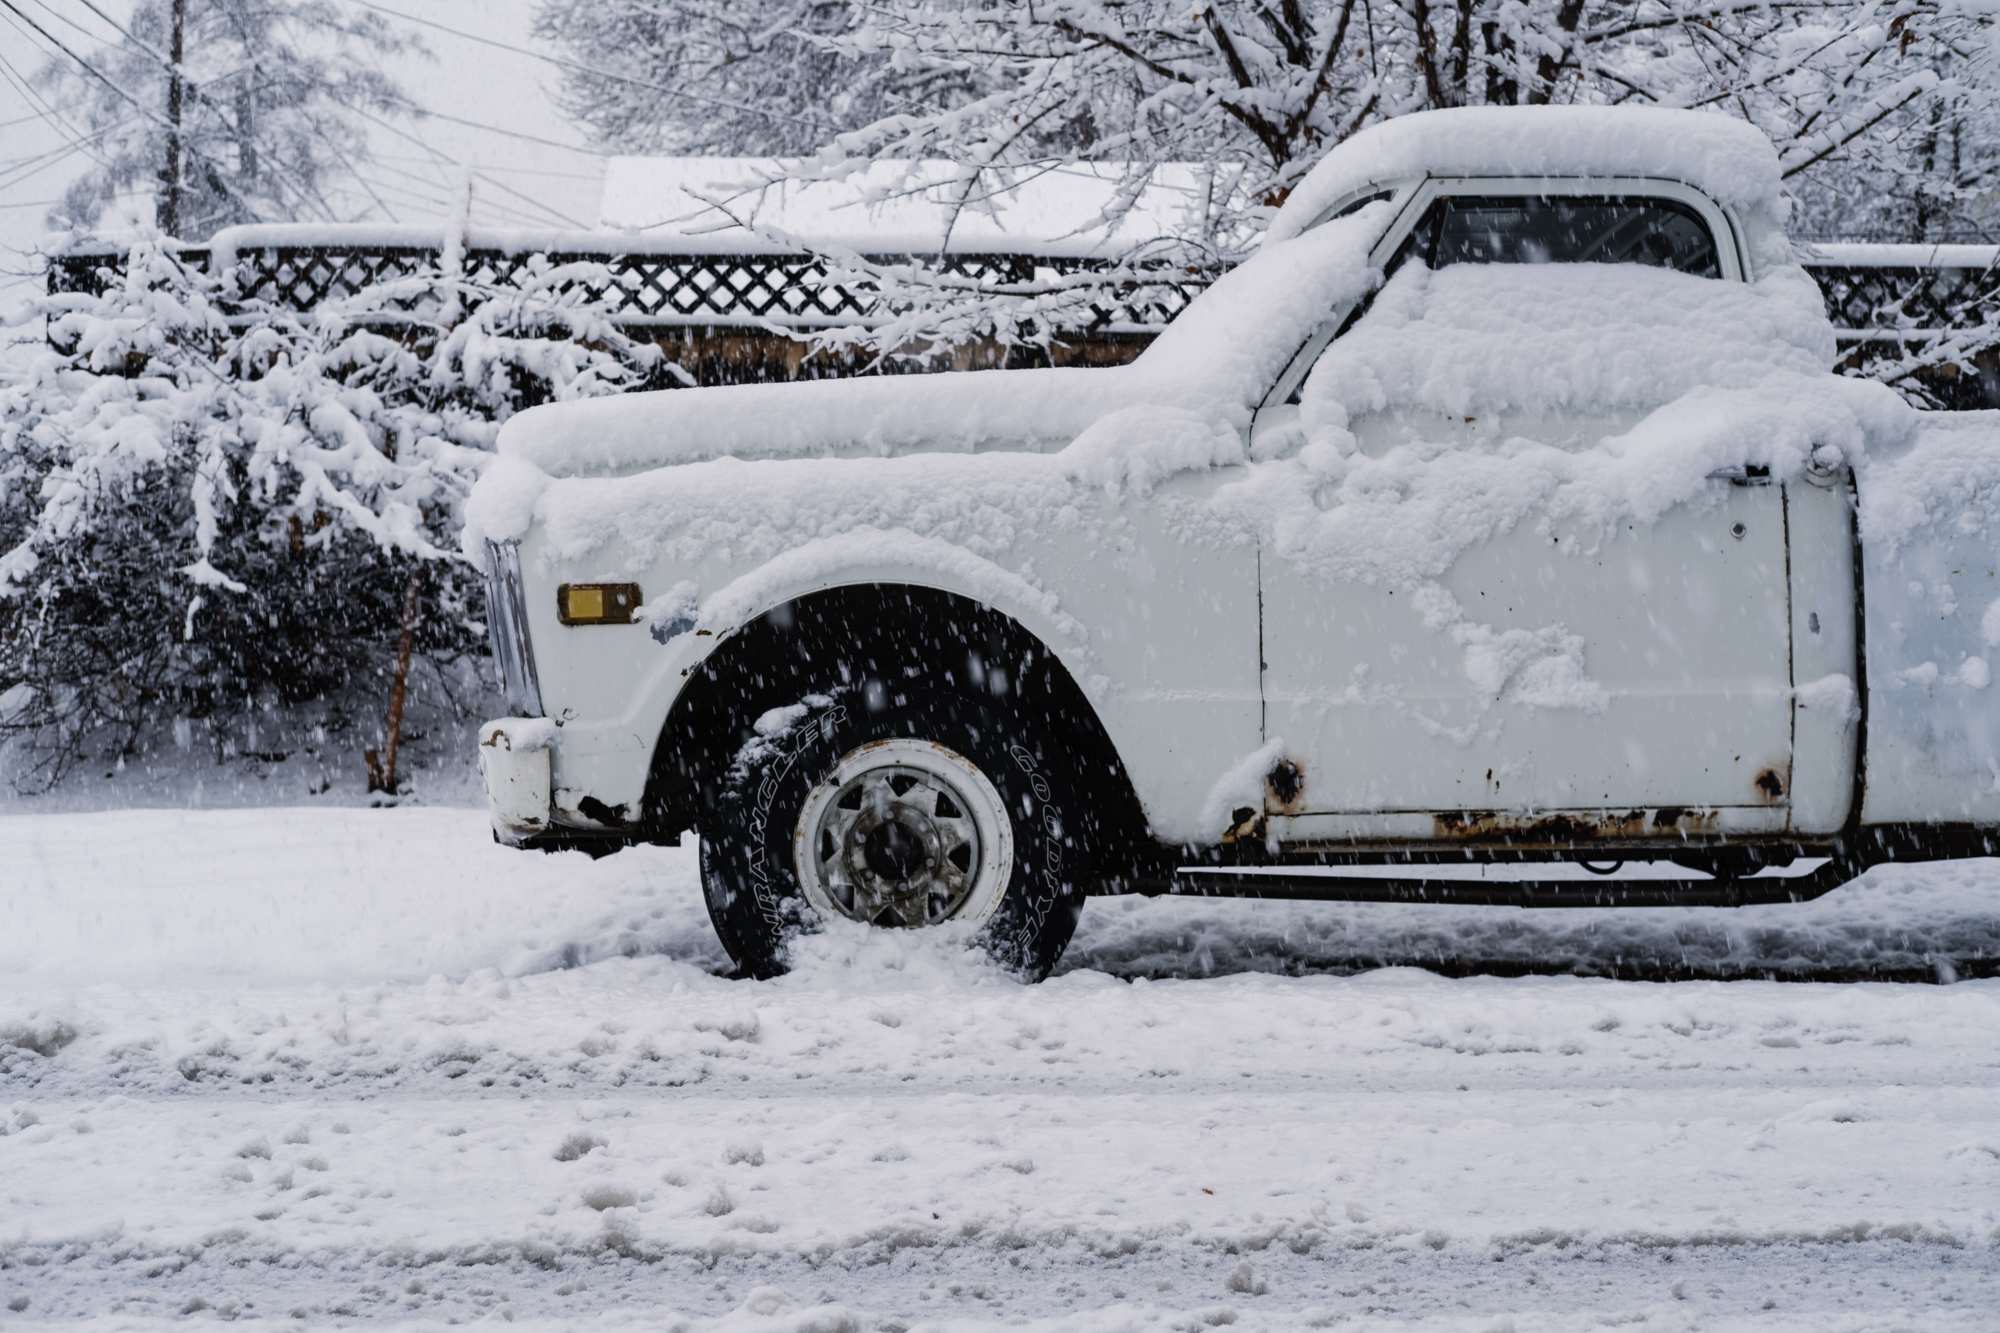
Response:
[4,807,1999,1328]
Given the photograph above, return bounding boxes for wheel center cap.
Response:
[794,745,1013,932]
[862,817,927,882]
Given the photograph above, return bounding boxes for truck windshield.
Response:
[1421,195,1722,277]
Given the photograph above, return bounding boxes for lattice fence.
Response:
[1815,263,2000,335]
[50,242,1214,333]
[46,234,1999,358]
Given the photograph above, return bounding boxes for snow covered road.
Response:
[4,808,1999,1328]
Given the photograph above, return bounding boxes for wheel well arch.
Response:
[641,583,1156,875]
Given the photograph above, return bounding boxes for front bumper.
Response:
[479,716,555,846]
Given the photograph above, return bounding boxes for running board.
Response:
[1151,860,1860,908]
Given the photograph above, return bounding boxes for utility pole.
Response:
[157,0,186,236]
[235,81,256,192]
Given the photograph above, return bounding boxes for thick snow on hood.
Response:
[1266,106,1791,270]
[498,366,1130,480]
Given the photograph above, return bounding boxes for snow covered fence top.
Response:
[1802,243,2000,342]
[50,224,1211,335]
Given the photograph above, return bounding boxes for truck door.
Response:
[1257,187,1797,842]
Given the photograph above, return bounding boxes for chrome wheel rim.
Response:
[793,739,1013,929]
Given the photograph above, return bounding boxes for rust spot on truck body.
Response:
[1222,806,1265,845]
[1433,807,1721,846]
[1754,766,1787,801]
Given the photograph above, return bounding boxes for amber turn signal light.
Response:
[557,582,641,626]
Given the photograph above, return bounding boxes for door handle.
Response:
[1707,463,1773,485]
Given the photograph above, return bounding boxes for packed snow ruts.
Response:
[5,809,2000,1327]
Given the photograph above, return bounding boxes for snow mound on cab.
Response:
[1267,106,1788,265]
[1306,263,1833,420]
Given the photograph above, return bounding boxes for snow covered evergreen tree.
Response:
[0,234,667,790]
[29,0,423,238]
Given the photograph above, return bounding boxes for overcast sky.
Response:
[0,0,607,306]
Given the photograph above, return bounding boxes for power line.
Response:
[0,0,339,224]
[338,0,821,132]
[5,0,597,232]
[279,5,612,226]
[354,169,572,231]
[347,155,580,230]
[0,139,92,193]
[58,0,212,75]
[0,189,147,210]
[374,172,575,230]
[332,108,590,230]
[0,2,137,129]
[337,70,608,164]
[338,100,587,229]
[0,13,118,171]
[23,0,116,47]
[0,111,145,194]
[473,169,587,230]
[0,106,61,130]
[409,107,612,158]
[373,152,603,183]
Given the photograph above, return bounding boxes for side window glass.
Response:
[1429,195,1722,277]
[1286,191,1726,405]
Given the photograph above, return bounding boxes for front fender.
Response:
[539,530,1099,827]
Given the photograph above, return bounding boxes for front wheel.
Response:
[698,691,1085,979]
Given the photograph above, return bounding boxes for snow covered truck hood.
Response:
[466,208,1390,548]
[493,208,1386,479]
[493,365,1151,480]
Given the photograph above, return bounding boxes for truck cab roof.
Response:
[1267,106,1792,274]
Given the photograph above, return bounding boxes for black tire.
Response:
[698,687,1086,980]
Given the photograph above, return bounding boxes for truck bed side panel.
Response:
[1860,412,2000,826]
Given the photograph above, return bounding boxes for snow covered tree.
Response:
[0,233,668,790]
[538,0,1998,354]
[530,0,896,157]
[28,0,423,238]
[1770,7,2000,242]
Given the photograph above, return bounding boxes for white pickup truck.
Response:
[469,107,2000,978]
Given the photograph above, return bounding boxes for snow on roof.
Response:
[596,158,1235,257]
[1267,107,1790,263]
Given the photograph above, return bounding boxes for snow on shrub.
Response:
[0,232,670,789]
